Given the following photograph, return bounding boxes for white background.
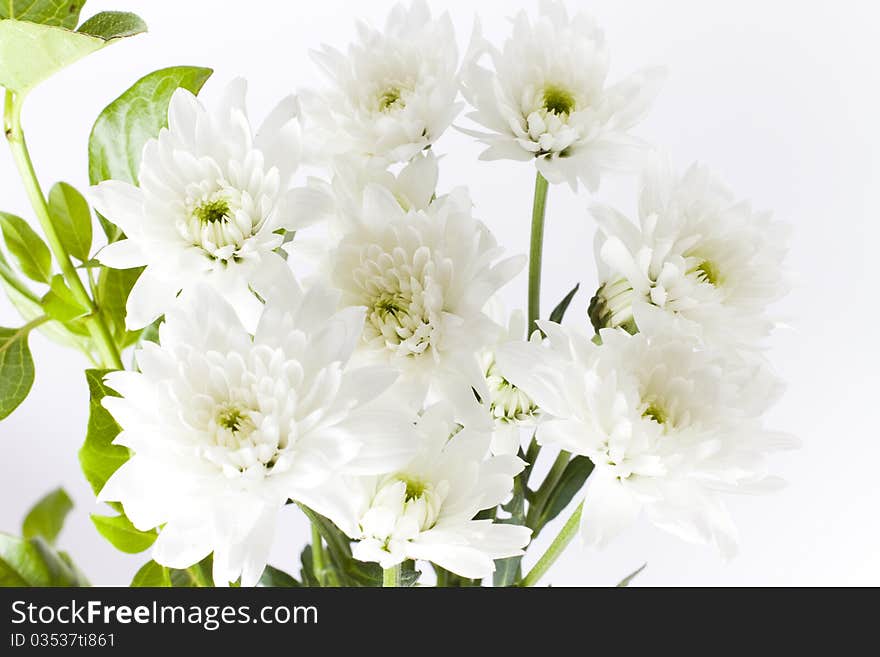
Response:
[1,0,877,586]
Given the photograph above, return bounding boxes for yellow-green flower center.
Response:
[543,85,576,115]
[194,198,230,224]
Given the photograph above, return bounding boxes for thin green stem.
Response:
[0,255,40,304]
[526,449,572,531]
[520,500,583,587]
[383,564,401,588]
[0,315,49,356]
[310,522,327,587]
[4,91,123,370]
[527,171,550,336]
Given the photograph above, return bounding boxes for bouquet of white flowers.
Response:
[0,0,792,588]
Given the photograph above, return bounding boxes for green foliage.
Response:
[76,11,146,40]
[131,560,171,587]
[259,565,301,587]
[0,323,37,420]
[88,65,213,193]
[169,555,214,587]
[95,265,142,345]
[78,369,127,500]
[0,1,86,28]
[90,513,157,554]
[22,487,73,545]
[616,563,647,587]
[0,534,88,586]
[493,477,528,587]
[48,182,92,262]
[0,20,135,95]
[0,212,51,284]
[533,456,594,531]
[41,274,88,322]
[549,282,580,324]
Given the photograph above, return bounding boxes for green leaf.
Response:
[0,533,88,586]
[536,456,594,530]
[131,560,171,587]
[90,513,156,554]
[259,565,301,588]
[41,274,88,322]
[493,476,528,587]
[96,265,142,344]
[0,278,91,353]
[0,1,86,28]
[48,182,92,262]
[548,282,580,325]
[78,369,128,500]
[88,66,213,201]
[0,212,51,283]
[22,487,73,545]
[0,323,37,420]
[76,11,146,40]
[0,19,141,95]
[616,563,647,587]
[169,555,214,587]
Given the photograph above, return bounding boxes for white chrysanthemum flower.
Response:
[297,403,531,578]
[328,183,524,423]
[304,0,462,164]
[460,0,664,190]
[98,283,415,586]
[497,306,796,557]
[90,79,315,331]
[480,309,541,455]
[590,157,790,348]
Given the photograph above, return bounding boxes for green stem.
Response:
[520,500,583,587]
[527,171,550,336]
[526,449,572,531]
[0,255,40,304]
[310,522,327,587]
[383,564,401,588]
[4,91,123,370]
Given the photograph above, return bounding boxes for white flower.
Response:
[304,0,462,164]
[98,282,415,586]
[327,182,524,424]
[497,306,796,557]
[480,308,541,455]
[590,157,790,349]
[90,79,315,331]
[297,403,531,579]
[461,0,664,190]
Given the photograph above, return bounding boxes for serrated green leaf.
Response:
[22,487,73,545]
[616,563,647,587]
[536,456,594,530]
[0,1,86,28]
[0,212,51,283]
[48,182,92,262]
[0,323,36,420]
[0,533,88,586]
[88,66,213,214]
[78,369,128,500]
[90,513,156,554]
[259,565,301,587]
[131,560,171,587]
[549,282,580,325]
[41,274,88,322]
[77,11,146,40]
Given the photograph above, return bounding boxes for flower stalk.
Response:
[3,90,123,370]
[383,564,401,587]
[527,171,549,336]
[520,500,583,587]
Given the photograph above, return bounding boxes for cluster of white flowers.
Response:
[91,0,792,585]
